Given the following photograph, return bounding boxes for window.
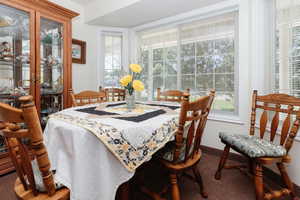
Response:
[274,1,300,97]
[139,28,179,98]
[138,12,238,113]
[103,33,123,87]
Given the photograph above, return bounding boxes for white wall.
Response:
[202,0,300,186]
[50,0,300,186]
[49,0,99,92]
[206,0,300,186]
[202,0,251,149]
[72,17,99,92]
[85,0,141,24]
[131,0,300,186]
[130,0,252,150]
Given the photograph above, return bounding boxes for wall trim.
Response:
[132,0,239,32]
[208,114,245,125]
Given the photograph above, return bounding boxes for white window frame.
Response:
[271,1,300,140]
[274,23,300,94]
[97,27,129,89]
[129,1,252,124]
[136,11,239,116]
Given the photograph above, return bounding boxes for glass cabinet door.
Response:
[0,4,31,105]
[0,4,31,153]
[39,17,64,124]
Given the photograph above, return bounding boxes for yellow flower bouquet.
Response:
[120,64,145,109]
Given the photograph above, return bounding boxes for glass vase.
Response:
[125,91,135,110]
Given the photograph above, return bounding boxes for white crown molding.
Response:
[132,0,239,32]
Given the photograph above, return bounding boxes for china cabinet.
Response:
[0,0,78,175]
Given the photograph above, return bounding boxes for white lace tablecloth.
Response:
[44,101,180,200]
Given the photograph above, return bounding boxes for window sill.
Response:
[208,113,245,125]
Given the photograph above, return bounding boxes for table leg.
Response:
[119,181,130,200]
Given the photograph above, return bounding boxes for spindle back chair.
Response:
[158,90,215,200]
[215,90,300,200]
[69,89,107,107]
[0,96,69,199]
[104,88,126,101]
[156,88,190,103]
[250,91,300,149]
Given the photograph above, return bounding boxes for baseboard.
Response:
[201,145,300,196]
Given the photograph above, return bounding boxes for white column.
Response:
[177,26,182,90]
[97,29,105,88]
[250,0,276,94]
[278,23,290,91]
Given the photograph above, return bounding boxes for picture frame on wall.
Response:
[72,39,86,64]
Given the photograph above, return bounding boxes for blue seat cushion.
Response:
[158,139,193,163]
[219,132,287,158]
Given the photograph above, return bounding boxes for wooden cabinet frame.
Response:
[0,0,78,175]
[0,0,78,110]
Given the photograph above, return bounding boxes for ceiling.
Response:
[71,0,95,5]
[87,0,226,28]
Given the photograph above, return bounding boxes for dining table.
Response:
[44,101,182,200]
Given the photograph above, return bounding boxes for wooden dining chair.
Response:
[156,88,190,103]
[69,89,107,107]
[215,90,300,200]
[151,90,215,200]
[0,96,69,200]
[104,88,126,102]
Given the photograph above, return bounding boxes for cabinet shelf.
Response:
[0,67,13,71]
[0,60,30,66]
[0,61,13,66]
[40,64,63,69]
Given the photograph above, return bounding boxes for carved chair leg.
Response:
[248,158,254,175]
[119,181,130,200]
[253,162,264,200]
[140,186,167,200]
[277,162,296,199]
[169,173,180,200]
[192,166,208,198]
[215,144,230,180]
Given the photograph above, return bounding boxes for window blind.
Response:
[275,1,300,97]
[103,33,123,87]
[138,11,238,113]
